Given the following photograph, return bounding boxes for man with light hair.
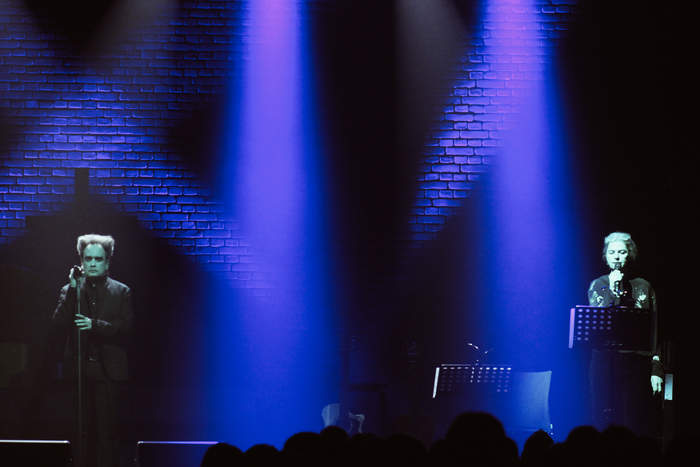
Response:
[587,231,661,437]
[52,233,133,467]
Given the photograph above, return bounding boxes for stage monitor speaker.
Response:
[136,441,217,467]
[0,440,71,467]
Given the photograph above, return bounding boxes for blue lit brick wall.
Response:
[409,0,575,245]
[0,0,263,283]
[1,0,577,284]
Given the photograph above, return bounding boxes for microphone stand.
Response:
[74,278,87,467]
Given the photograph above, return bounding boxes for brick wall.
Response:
[1,0,576,285]
[409,0,575,245]
[0,0,258,281]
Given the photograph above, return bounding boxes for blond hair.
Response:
[602,231,638,263]
[76,234,115,259]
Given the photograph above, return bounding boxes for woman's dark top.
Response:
[587,274,662,377]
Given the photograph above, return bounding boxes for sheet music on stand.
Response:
[432,363,513,399]
[568,305,652,351]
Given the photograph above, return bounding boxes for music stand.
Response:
[432,363,513,399]
[432,363,513,436]
[568,305,652,351]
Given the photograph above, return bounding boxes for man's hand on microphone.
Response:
[651,375,663,394]
[69,268,77,289]
[69,266,83,289]
[75,313,92,331]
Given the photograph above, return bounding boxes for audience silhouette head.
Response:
[196,412,674,467]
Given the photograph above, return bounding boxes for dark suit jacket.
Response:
[52,276,133,381]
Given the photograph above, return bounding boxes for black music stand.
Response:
[432,363,514,436]
[432,363,513,399]
[568,305,652,351]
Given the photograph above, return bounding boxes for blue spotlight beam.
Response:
[207,0,337,449]
[470,0,585,438]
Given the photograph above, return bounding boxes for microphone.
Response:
[71,265,84,279]
[613,262,623,295]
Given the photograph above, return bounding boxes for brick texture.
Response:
[409,0,575,245]
[1,0,576,285]
[0,0,258,282]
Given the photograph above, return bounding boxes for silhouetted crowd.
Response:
[199,412,695,466]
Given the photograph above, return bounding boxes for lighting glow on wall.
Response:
[470,0,585,437]
[206,0,337,448]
